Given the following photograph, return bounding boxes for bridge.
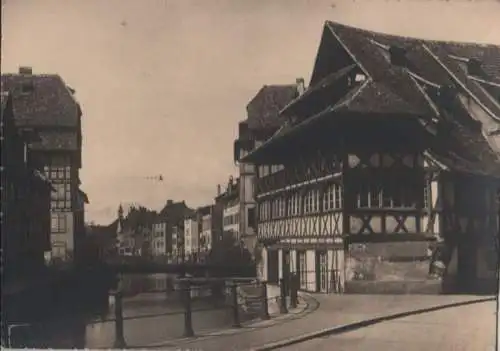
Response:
[105,257,256,277]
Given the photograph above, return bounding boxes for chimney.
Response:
[167,199,173,206]
[217,184,221,196]
[228,176,234,194]
[19,66,33,75]
[296,77,305,95]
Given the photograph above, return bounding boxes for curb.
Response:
[253,296,495,351]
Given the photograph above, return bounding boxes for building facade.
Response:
[171,225,183,262]
[149,200,192,260]
[1,67,87,263]
[234,82,303,252]
[116,205,139,256]
[1,92,53,281]
[151,220,168,257]
[196,203,223,260]
[243,22,500,294]
[221,177,241,239]
[184,214,199,261]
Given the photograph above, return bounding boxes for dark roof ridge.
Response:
[325,20,500,48]
[246,83,298,110]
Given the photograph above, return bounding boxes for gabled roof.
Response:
[156,200,193,223]
[321,21,500,117]
[245,84,299,130]
[242,21,500,177]
[1,73,80,128]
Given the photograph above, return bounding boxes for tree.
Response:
[207,231,255,277]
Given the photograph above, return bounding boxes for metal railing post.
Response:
[260,281,270,320]
[231,282,241,328]
[182,280,194,337]
[113,290,126,349]
[290,273,299,309]
[279,278,288,314]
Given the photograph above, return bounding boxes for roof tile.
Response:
[246,85,299,130]
[1,74,80,128]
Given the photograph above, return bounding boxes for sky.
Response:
[2,0,500,225]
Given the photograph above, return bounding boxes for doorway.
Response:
[282,250,291,295]
[316,251,328,293]
[267,249,279,284]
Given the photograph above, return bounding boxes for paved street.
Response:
[280,300,497,351]
[164,294,495,351]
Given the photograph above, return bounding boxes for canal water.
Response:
[7,273,239,349]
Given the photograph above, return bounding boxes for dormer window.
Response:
[466,58,483,76]
[389,46,407,67]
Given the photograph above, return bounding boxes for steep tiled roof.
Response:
[1,73,80,127]
[30,130,79,151]
[246,85,299,130]
[157,201,193,223]
[323,22,500,116]
[243,21,500,177]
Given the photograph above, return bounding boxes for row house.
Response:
[218,177,241,240]
[183,212,199,261]
[197,203,223,258]
[1,92,53,281]
[116,205,139,256]
[242,21,500,294]
[115,204,156,257]
[1,67,88,263]
[150,200,192,258]
[234,81,304,252]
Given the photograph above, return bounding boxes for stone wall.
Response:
[344,241,440,294]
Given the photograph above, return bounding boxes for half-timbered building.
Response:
[234,81,304,252]
[242,21,500,294]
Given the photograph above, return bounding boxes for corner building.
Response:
[243,21,500,294]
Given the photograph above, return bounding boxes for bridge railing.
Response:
[107,276,300,349]
[4,276,303,349]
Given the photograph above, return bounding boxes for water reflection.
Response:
[8,274,232,349]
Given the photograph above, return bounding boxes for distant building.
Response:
[1,92,53,280]
[234,81,302,252]
[116,205,138,256]
[151,220,168,256]
[217,177,241,240]
[151,200,193,258]
[183,213,199,261]
[197,203,223,259]
[1,67,87,263]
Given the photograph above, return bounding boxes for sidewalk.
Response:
[159,293,495,351]
[85,283,309,349]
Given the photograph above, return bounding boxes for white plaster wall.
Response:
[260,246,268,282]
[290,250,297,274]
[306,250,316,292]
[183,219,199,256]
[201,229,212,251]
[223,203,240,238]
[278,249,283,280]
